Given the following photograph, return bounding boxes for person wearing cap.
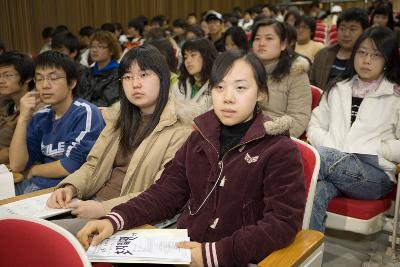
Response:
[205,10,225,52]
[323,5,343,25]
[310,8,369,90]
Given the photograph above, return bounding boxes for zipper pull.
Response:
[219,176,226,187]
[210,218,219,229]
[218,161,223,169]
[238,144,246,152]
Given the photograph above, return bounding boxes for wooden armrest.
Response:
[0,187,55,205]
[257,230,324,267]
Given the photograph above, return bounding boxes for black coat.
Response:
[77,67,120,107]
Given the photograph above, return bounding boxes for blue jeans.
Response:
[309,146,393,232]
[14,179,42,195]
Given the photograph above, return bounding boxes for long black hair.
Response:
[178,38,217,96]
[370,4,394,29]
[250,19,298,82]
[115,44,170,155]
[325,26,400,99]
[222,26,249,52]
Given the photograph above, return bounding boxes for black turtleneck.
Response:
[219,117,255,159]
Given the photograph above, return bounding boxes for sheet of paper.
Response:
[0,164,15,200]
[0,192,77,219]
[87,228,191,264]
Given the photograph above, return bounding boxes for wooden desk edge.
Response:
[257,229,324,267]
[0,187,55,205]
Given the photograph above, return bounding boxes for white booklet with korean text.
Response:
[87,228,191,264]
[0,192,77,219]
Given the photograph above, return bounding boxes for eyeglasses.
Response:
[0,73,19,80]
[89,44,108,50]
[120,71,154,83]
[34,74,66,84]
[355,49,384,61]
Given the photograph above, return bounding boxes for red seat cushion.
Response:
[311,88,322,110]
[327,190,395,220]
[295,142,316,196]
[0,219,85,267]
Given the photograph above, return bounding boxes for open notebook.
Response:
[0,192,77,219]
[87,228,191,265]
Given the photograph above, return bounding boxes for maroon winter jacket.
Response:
[106,110,306,266]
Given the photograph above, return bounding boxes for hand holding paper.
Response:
[85,229,191,265]
[47,185,77,208]
[77,219,114,249]
[176,241,204,267]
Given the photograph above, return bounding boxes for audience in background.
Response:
[311,8,369,90]
[39,27,54,54]
[172,18,187,47]
[0,51,34,164]
[9,51,104,194]
[78,26,95,67]
[185,25,204,40]
[147,38,178,74]
[251,19,311,138]
[205,10,225,52]
[171,38,217,119]
[78,31,121,107]
[238,8,254,31]
[51,32,81,62]
[222,26,249,52]
[186,13,197,26]
[295,16,325,62]
[370,4,394,29]
[284,10,301,26]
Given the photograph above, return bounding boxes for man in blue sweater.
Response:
[9,51,105,195]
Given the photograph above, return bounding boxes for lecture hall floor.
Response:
[323,229,400,267]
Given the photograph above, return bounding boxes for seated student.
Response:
[77,50,306,267]
[222,26,249,52]
[0,51,35,164]
[147,38,178,74]
[51,32,81,62]
[124,19,145,50]
[294,16,325,62]
[172,18,187,48]
[284,10,301,27]
[370,4,394,29]
[251,19,311,138]
[311,8,369,91]
[307,27,400,232]
[78,26,95,67]
[185,25,205,41]
[9,51,104,195]
[205,11,225,52]
[39,27,54,54]
[46,45,193,231]
[171,38,217,118]
[77,31,121,107]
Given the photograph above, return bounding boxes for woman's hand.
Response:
[176,241,204,267]
[68,200,106,219]
[76,219,114,249]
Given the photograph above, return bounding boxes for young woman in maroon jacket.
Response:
[77,50,306,267]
